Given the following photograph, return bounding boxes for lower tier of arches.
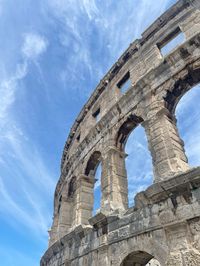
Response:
[41,167,200,266]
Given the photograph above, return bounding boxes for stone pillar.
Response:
[48,213,59,246]
[143,108,189,182]
[57,196,73,239]
[165,222,200,266]
[73,175,95,227]
[101,146,128,213]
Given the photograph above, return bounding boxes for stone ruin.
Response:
[41,0,200,265]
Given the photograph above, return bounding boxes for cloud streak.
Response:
[22,33,48,60]
[0,31,53,242]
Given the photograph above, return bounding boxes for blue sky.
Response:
[0,0,200,265]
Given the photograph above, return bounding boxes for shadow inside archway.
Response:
[121,251,161,266]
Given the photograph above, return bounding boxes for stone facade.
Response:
[41,0,200,265]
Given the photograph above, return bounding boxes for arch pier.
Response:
[41,1,200,265]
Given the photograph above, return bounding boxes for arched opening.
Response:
[125,126,153,206]
[93,162,102,215]
[116,114,143,151]
[164,67,200,168]
[68,176,76,198]
[85,151,101,176]
[121,251,160,266]
[175,84,200,166]
[56,178,76,237]
[85,151,102,216]
[116,114,153,207]
[164,68,200,114]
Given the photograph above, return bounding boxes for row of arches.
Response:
[84,83,200,214]
[51,70,200,243]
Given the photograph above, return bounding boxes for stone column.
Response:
[57,196,73,239]
[143,108,189,182]
[73,175,95,227]
[101,146,128,213]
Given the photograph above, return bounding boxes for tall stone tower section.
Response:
[41,0,200,265]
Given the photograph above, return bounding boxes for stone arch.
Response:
[85,151,102,177]
[54,179,75,239]
[175,83,200,167]
[115,114,153,206]
[164,66,200,114]
[83,150,102,214]
[115,236,167,266]
[116,114,144,151]
[68,176,77,198]
[120,251,161,266]
[161,66,200,171]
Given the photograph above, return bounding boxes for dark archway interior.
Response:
[85,151,101,176]
[116,114,143,150]
[121,251,154,266]
[164,67,200,113]
[68,176,76,198]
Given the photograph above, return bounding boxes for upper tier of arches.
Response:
[61,0,200,171]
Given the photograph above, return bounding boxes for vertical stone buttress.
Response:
[73,175,95,226]
[101,146,128,212]
[165,222,200,266]
[57,196,73,238]
[143,107,189,182]
[48,213,59,246]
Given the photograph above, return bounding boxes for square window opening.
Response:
[158,27,185,56]
[117,72,131,94]
[93,108,100,122]
[76,134,80,142]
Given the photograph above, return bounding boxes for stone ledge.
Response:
[141,167,200,204]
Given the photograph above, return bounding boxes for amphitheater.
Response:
[41,0,200,265]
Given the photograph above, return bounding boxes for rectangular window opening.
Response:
[58,195,62,214]
[76,134,80,142]
[93,108,100,122]
[117,71,131,94]
[158,27,185,56]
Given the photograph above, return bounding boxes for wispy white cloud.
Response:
[0,32,47,123]
[0,31,53,241]
[44,0,176,99]
[22,33,48,60]
[0,177,48,238]
[0,62,27,121]
[82,0,99,20]
[0,121,55,241]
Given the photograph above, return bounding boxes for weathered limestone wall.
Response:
[41,0,200,265]
[41,168,200,266]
